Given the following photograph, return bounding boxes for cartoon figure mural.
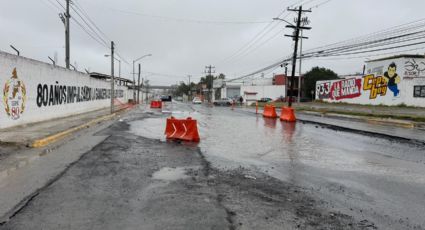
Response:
[383,62,401,97]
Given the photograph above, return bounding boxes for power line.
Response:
[233,16,425,81]
[70,17,109,49]
[70,4,109,46]
[217,0,325,70]
[53,0,65,9]
[102,7,271,25]
[304,46,425,61]
[72,0,111,41]
[216,0,308,66]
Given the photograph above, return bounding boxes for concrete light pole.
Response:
[65,0,70,69]
[188,75,192,101]
[110,41,115,114]
[105,55,121,78]
[59,0,71,69]
[274,6,311,107]
[138,63,141,104]
[132,54,152,102]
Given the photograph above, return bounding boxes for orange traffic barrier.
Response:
[113,99,135,110]
[150,100,162,109]
[280,106,296,122]
[262,104,278,118]
[255,101,259,114]
[165,117,200,142]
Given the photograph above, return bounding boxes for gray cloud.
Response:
[1,0,424,85]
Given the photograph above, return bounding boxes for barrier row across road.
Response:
[262,104,296,122]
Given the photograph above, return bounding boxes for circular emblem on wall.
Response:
[3,68,26,120]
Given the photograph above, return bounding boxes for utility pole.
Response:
[65,0,70,69]
[59,0,71,68]
[137,63,141,104]
[141,78,144,103]
[118,59,121,78]
[145,80,149,103]
[132,61,136,102]
[204,65,215,103]
[297,30,303,103]
[188,75,192,101]
[110,41,115,114]
[284,6,311,107]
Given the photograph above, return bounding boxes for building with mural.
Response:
[316,55,425,107]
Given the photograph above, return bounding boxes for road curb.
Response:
[29,103,137,148]
[31,113,116,148]
[297,110,417,128]
[296,118,425,145]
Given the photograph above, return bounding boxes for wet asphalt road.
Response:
[1,102,425,229]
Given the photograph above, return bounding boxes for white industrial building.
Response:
[213,76,286,105]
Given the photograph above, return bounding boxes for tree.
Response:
[303,67,339,99]
[175,82,189,97]
[199,75,214,89]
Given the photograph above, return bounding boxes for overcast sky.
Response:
[1,0,425,85]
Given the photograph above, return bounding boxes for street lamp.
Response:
[273,17,296,26]
[104,54,121,78]
[133,54,152,103]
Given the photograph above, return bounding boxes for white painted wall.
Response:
[315,57,425,107]
[241,85,286,101]
[0,51,133,129]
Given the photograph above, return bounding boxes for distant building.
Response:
[90,72,134,87]
[272,74,305,98]
[214,73,303,104]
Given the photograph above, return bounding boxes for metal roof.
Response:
[90,72,133,83]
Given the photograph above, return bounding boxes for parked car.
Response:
[258,97,273,103]
[300,97,312,102]
[161,95,172,102]
[274,96,285,102]
[213,98,233,106]
[192,97,202,104]
[175,96,183,101]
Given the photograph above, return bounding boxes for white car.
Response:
[192,97,202,104]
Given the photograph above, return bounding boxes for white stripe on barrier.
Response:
[180,123,188,138]
[170,123,177,137]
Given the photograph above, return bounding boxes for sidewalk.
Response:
[293,102,425,122]
[0,108,115,147]
[0,104,138,188]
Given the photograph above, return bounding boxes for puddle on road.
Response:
[128,106,201,142]
[129,118,165,141]
[128,106,425,184]
[152,167,190,181]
